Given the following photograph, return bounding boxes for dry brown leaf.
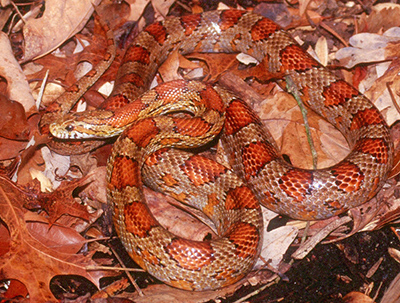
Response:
[343,291,374,303]
[0,94,41,161]
[186,53,240,82]
[22,0,102,61]
[22,178,91,224]
[335,26,400,71]
[359,3,400,33]
[0,94,29,140]
[0,223,10,256]
[26,219,87,255]
[1,280,28,300]
[126,0,150,22]
[31,21,118,109]
[0,138,28,161]
[119,280,255,303]
[0,32,35,115]
[381,271,400,303]
[0,176,103,302]
[146,188,216,241]
[158,49,183,82]
[255,91,348,169]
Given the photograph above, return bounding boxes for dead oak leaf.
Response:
[0,176,102,302]
[185,53,239,82]
[24,177,91,224]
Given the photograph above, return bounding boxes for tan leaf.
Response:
[22,0,102,61]
[0,32,35,115]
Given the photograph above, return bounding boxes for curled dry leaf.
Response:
[388,247,400,263]
[23,177,92,225]
[123,281,257,303]
[335,27,400,69]
[0,32,40,160]
[256,222,298,269]
[0,94,29,140]
[0,94,35,160]
[334,26,400,128]
[359,3,400,33]
[1,280,28,301]
[343,291,374,303]
[0,32,35,114]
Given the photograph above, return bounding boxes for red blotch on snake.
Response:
[219,10,247,31]
[227,222,260,259]
[280,44,320,72]
[115,73,145,91]
[250,18,281,41]
[354,138,389,164]
[110,156,141,191]
[124,118,159,148]
[122,45,150,65]
[102,94,131,111]
[278,169,313,202]
[180,14,202,36]
[173,117,212,137]
[124,201,158,238]
[180,155,227,186]
[322,80,359,107]
[350,108,385,130]
[199,86,225,112]
[165,238,215,270]
[225,186,260,210]
[242,141,278,180]
[225,99,261,136]
[144,21,167,44]
[332,161,364,192]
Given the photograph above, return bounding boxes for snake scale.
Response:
[47,10,393,291]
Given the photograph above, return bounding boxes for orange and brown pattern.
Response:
[48,10,393,291]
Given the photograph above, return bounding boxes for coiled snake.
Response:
[48,10,393,291]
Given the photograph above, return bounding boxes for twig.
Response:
[285,75,318,169]
[86,265,145,272]
[10,1,26,24]
[233,280,279,303]
[386,81,400,115]
[292,216,352,259]
[110,246,145,297]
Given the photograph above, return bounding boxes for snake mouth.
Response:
[49,122,85,139]
[50,121,124,140]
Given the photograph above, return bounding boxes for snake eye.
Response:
[65,125,74,132]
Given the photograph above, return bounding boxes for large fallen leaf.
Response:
[22,0,102,61]
[0,176,103,302]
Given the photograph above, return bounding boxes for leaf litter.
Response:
[0,0,400,302]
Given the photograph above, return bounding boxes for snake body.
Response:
[49,10,393,290]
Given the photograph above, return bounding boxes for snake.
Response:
[47,9,393,291]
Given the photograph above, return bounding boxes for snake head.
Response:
[49,110,122,139]
[50,120,95,139]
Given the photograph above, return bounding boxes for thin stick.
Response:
[285,75,318,169]
[110,246,145,297]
